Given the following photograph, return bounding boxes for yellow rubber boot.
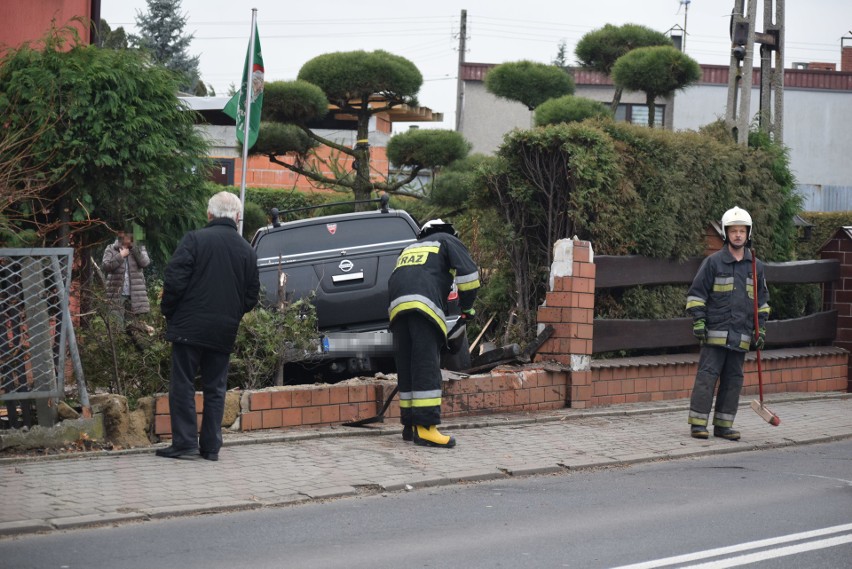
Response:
[413,425,456,448]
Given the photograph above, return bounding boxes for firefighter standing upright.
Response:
[389,219,480,448]
[686,206,770,441]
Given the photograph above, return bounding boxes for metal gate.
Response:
[1,248,86,428]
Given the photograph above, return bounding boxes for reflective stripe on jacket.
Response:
[388,232,480,337]
[686,246,770,352]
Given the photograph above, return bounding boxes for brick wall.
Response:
[704,225,724,257]
[533,237,849,409]
[240,384,380,430]
[443,368,567,417]
[818,227,852,392]
[535,240,595,369]
[153,367,570,438]
[153,233,850,438]
[842,46,852,73]
[152,344,846,439]
[586,348,848,407]
[233,146,390,191]
[806,62,837,71]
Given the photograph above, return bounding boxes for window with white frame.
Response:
[614,103,665,127]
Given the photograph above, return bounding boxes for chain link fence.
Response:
[1,248,86,429]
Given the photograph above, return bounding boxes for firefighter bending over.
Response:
[388,219,480,448]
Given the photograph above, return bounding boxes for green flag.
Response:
[223,22,264,150]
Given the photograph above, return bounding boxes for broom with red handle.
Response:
[750,248,781,426]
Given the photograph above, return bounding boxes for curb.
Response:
[1,392,848,466]
[4,429,851,537]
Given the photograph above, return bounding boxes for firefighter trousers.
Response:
[688,345,745,429]
[391,311,444,427]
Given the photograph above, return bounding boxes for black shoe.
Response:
[155,445,199,459]
[714,427,741,441]
[402,425,413,442]
[690,425,709,439]
[200,451,219,461]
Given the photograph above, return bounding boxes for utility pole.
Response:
[455,9,467,132]
[726,0,757,145]
[759,0,784,143]
[726,0,784,145]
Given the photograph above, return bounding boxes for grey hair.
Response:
[207,191,242,221]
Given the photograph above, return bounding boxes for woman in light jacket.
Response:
[102,231,151,327]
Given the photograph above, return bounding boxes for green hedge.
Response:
[79,280,320,400]
[796,211,852,260]
[468,118,801,341]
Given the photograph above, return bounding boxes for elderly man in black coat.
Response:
[157,192,260,461]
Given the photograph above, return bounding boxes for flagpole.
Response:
[237,8,258,236]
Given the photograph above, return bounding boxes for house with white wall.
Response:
[458,54,852,211]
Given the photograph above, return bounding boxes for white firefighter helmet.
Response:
[721,206,752,242]
[419,218,457,239]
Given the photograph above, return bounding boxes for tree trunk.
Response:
[352,103,374,208]
[78,244,94,327]
[647,93,656,128]
[610,86,624,113]
[58,197,71,247]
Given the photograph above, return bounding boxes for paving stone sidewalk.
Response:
[1,393,850,537]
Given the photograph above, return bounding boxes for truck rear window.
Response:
[256,217,417,258]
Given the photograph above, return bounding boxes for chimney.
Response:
[807,62,837,71]
[843,45,852,73]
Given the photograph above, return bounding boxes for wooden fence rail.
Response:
[592,256,840,354]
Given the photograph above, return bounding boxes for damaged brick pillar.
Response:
[534,239,595,408]
[819,227,852,393]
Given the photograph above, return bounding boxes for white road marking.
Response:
[609,523,852,569]
[783,472,852,485]
[682,534,852,568]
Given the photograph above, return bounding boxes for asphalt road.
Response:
[1,439,850,569]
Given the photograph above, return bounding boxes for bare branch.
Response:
[300,125,354,156]
[268,154,356,190]
[375,166,423,194]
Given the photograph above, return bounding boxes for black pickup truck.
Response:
[250,197,469,377]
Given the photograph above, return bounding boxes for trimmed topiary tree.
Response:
[535,95,613,126]
[253,50,468,206]
[611,46,701,128]
[485,60,575,111]
[575,23,674,112]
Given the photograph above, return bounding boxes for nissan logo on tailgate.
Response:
[338,259,354,272]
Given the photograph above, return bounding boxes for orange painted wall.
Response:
[0,0,92,50]
[230,145,391,191]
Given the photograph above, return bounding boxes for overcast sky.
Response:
[100,0,852,130]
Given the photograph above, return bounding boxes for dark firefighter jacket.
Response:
[686,246,770,352]
[388,232,480,337]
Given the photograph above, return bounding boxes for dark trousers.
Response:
[391,311,443,427]
[168,342,230,453]
[688,345,745,429]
